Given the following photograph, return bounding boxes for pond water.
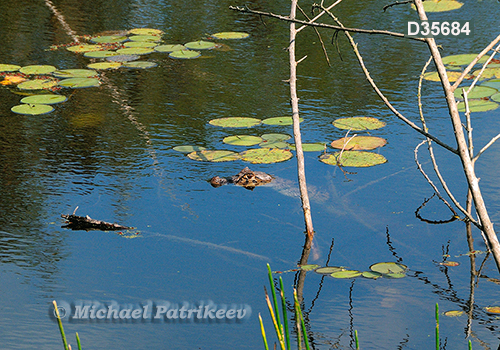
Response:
[1,0,500,349]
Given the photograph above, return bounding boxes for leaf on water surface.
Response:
[211,32,250,40]
[128,35,161,42]
[19,65,57,75]
[116,47,155,55]
[121,61,158,69]
[261,133,291,142]
[0,75,27,85]
[187,150,240,162]
[123,41,157,48]
[457,99,498,112]
[87,62,122,70]
[11,103,54,115]
[299,264,320,271]
[472,68,500,80]
[411,0,463,12]
[485,307,500,315]
[314,266,345,274]
[155,44,187,53]
[331,270,362,279]
[128,28,163,36]
[482,79,500,90]
[443,310,464,317]
[288,143,326,152]
[453,86,497,99]
[17,79,57,90]
[332,116,386,131]
[239,148,293,164]
[52,69,98,78]
[423,71,467,82]
[209,117,261,128]
[169,50,201,59]
[442,54,488,66]
[0,63,21,72]
[58,77,100,88]
[184,41,216,50]
[331,136,387,150]
[90,35,128,44]
[439,261,460,267]
[223,135,263,146]
[106,54,141,62]
[66,44,103,53]
[370,262,407,274]
[491,93,500,103]
[20,94,67,104]
[362,271,383,279]
[262,116,303,126]
[259,141,290,149]
[319,151,387,167]
[84,50,119,59]
[172,145,207,153]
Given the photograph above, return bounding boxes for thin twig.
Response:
[296,4,331,66]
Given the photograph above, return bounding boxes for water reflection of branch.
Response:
[385,227,403,263]
[44,0,80,43]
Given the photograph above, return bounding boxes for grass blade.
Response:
[279,277,291,350]
[355,330,359,349]
[76,332,82,350]
[267,264,283,334]
[264,286,286,350]
[294,289,311,350]
[259,314,270,350]
[435,303,440,350]
[53,300,69,350]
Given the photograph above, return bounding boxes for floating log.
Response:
[61,207,133,231]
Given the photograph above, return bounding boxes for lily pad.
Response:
[209,117,261,128]
[411,0,463,12]
[262,116,303,126]
[211,32,250,40]
[288,143,326,152]
[472,68,500,80]
[20,94,67,104]
[299,264,320,271]
[370,262,407,274]
[66,44,103,53]
[0,75,27,85]
[491,93,500,103]
[385,272,406,279]
[319,151,387,167]
[454,85,497,99]
[442,54,488,66]
[223,135,263,146]
[172,145,207,153]
[315,266,344,274]
[0,64,21,72]
[87,62,122,70]
[444,310,464,317]
[90,35,127,44]
[58,77,100,88]
[331,270,362,279]
[11,104,54,115]
[187,150,239,162]
[155,44,187,53]
[84,50,119,58]
[259,141,290,149]
[423,71,467,82]
[261,133,291,142]
[106,54,140,62]
[362,271,383,279]
[169,50,201,59]
[121,61,158,69]
[19,65,57,75]
[457,99,498,112]
[17,79,57,90]
[52,69,98,78]
[240,148,293,164]
[123,41,157,48]
[116,47,154,55]
[128,35,161,42]
[332,116,386,131]
[184,40,216,50]
[482,79,500,90]
[128,28,163,36]
[331,136,387,150]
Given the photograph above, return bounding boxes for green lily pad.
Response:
[444,310,464,317]
[84,50,119,58]
[58,77,100,88]
[128,28,163,36]
[299,264,320,271]
[331,270,362,279]
[319,151,387,167]
[11,104,54,115]
[457,99,499,112]
[123,41,157,48]
[423,71,467,82]
[87,62,122,70]
[0,64,21,72]
[491,93,500,103]
[19,65,57,75]
[155,44,187,53]
[288,143,326,152]
[454,85,497,99]
[332,117,386,131]
[411,0,463,12]
[482,79,500,90]
[52,69,98,78]
[187,150,239,162]
[172,145,207,153]
[331,136,387,150]
[116,47,154,55]
[169,50,201,59]
[385,272,406,279]
[472,68,500,80]
[128,35,161,42]
[315,266,344,274]
[121,61,158,69]
[262,116,303,126]
[259,141,290,149]
[17,79,57,90]
[370,262,407,274]
[362,271,383,279]
[209,117,261,128]
[106,54,140,62]
[211,32,250,40]
[20,94,67,104]
[442,54,488,66]
[261,133,291,142]
[184,40,216,50]
[223,135,263,146]
[66,44,103,53]
[240,148,293,164]
[90,35,127,44]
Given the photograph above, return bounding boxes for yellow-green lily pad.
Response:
[315,266,344,274]
[11,104,54,115]
[319,151,387,167]
[457,99,499,112]
[259,141,290,149]
[331,136,387,150]
[211,32,250,40]
[362,271,383,279]
[17,79,57,90]
[262,116,303,126]
[454,86,497,99]
[52,69,98,78]
[288,143,326,152]
[411,0,463,12]
[423,71,467,82]
[19,65,57,75]
[116,47,155,55]
[128,28,163,36]
[442,54,488,66]
[223,135,263,146]
[331,270,362,279]
[482,79,500,90]
[370,262,407,274]
[169,50,201,59]
[87,62,122,70]
[20,94,67,104]
[123,41,157,48]
[66,44,103,53]
[155,44,187,53]
[472,68,500,80]
[84,50,119,59]
[121,61,158,69]
[173,145,207,153]
[240,148,293,164]
[444,310,464,317]
[128,35,161,42]
[185,40,216,50]
[300,264,320,271]
[58,77,100,88]
[261,133,291,142]
[209,117,261,128]
[0,64,21,72]
[332,116,386,131]
[187,150,239,162]
[90,35,127,44]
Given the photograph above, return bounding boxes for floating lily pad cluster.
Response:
[300,261,408,279]
[423,53,500,112]
[173,116,330,164]
[320,116,388,168]
[411,0,463,12]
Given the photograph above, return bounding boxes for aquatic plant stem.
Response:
[279,277,291,350]
[293,289,311,350]
[76,332,81,350]
[259,314,270,350]
[435,303,440,350]
[355,330,359,349]
[53,300,69,350]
